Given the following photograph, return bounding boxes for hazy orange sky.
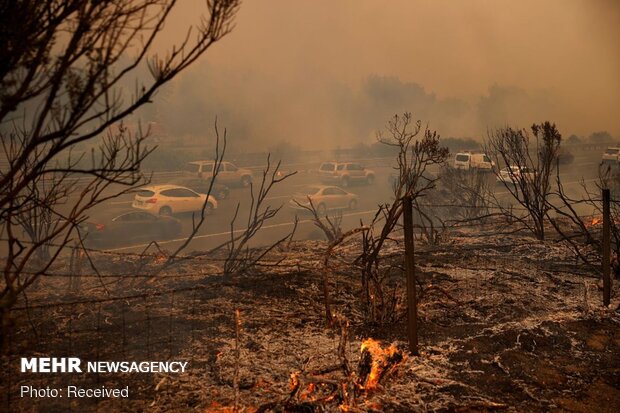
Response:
[149,0,620,148]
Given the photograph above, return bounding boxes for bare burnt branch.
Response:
[0,0,240,342]
[148,119,226,275]
[358,112,448,323]
[545,161,620,276]
[222,156,297,277]
[485,122,561,240]
[293,197,343,243]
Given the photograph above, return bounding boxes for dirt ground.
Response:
[2,231,619,412]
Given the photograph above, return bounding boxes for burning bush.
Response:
[207,338,406,412]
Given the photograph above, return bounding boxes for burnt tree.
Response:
[486,122,561,240]
[0,0,240,343]
[359,113,448,322]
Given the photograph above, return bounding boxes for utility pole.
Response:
[403,195,419,355]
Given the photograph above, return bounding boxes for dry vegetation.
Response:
[2,2,618,412]
[2,225,619,412]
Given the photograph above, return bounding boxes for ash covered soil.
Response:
[4,232,620,412]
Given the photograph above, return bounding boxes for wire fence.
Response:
[1,192,614,411]
[2,284,210,412]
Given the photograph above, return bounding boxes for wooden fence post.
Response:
[602,188,611,307]
[403,195,419,355]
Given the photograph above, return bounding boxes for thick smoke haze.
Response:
[143,0,620,149]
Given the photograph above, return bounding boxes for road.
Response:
[83,149,606,254]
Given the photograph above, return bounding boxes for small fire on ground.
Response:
[586,217,603,227]
[357,338,404,391]
[206,338,406,412]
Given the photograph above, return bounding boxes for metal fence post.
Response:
[602,188,611,307]
[403,195,419,355]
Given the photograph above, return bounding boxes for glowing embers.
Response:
[154,252,168,264]
[206,338,406,411]
[284,338,406,410]
[357,338,404,391]
[586,216,603,228]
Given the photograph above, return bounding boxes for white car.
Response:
[289,185,358,215]
[497,166,535,185]
[132,185,217,216]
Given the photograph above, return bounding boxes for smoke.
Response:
[144,0,620,148]
[478,85,559,133]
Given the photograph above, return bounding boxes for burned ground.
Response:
[2,231,619,412]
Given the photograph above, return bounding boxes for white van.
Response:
[454,152,494,171]
[602,147,620,165]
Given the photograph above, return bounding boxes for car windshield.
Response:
[301,187,321,195]
[320,163,335,171]
[113,212,152,222]
[605,149,619,154]
[455,154,469,161]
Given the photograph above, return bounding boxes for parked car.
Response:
[602,147,620,165]
[454,152,495,171]
[317,162,375,187]
[497,166,535,185]
[172,177,230,200]
[84,211,182,247]
[188,161,253,187]
[132,185,217,216]
[20,218,92,245]
[289,185,358,215]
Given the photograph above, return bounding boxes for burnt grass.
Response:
[2,232,620,412]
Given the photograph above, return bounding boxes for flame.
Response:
[206,340,403,412]
[358,338,403,391]
[299,383,316,401]
[154,252,167,264]
[289,371,300,391]
[584,215,606,228]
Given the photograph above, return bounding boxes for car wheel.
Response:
[205,202,215,215]
[366,175,375,185]
[159,206,172,216]
[316,203,327,216]
[349,199,358,210]
[341,176,350,187]
[241,176,252,187]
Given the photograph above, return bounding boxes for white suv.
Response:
[317,162,375,187]
[497,166,535,185]
[188,161,253,187]
[602,147,620,165]
[132,185,217,216]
